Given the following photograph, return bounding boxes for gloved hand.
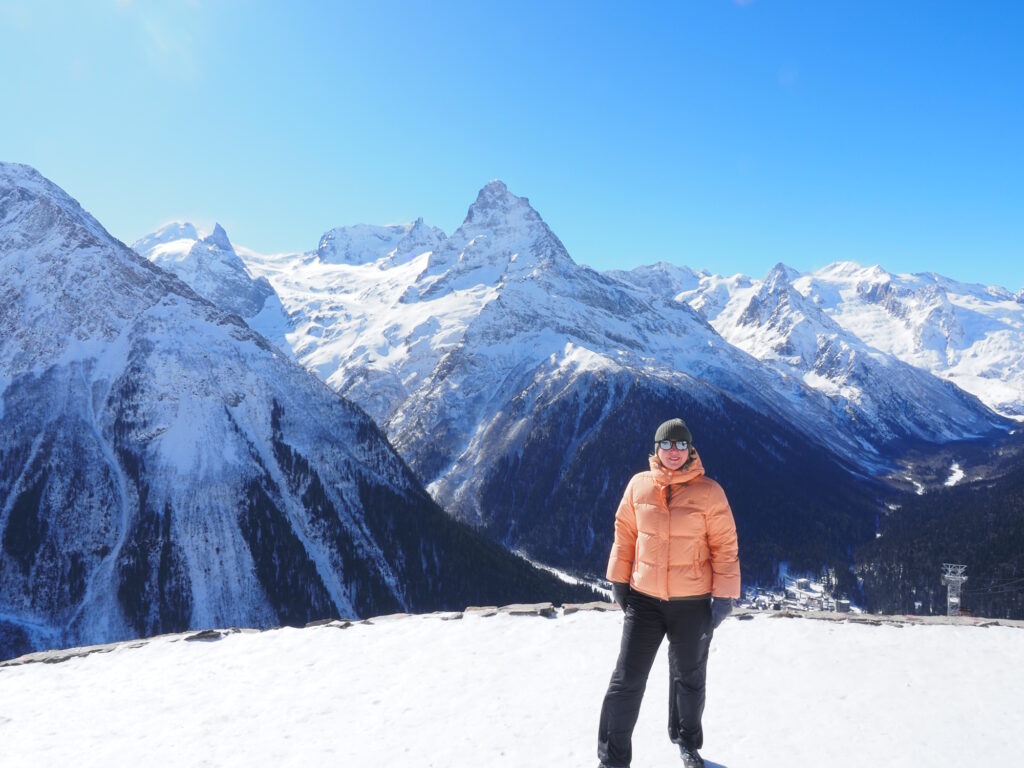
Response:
[611,582,630,611]
[711,597,733,629]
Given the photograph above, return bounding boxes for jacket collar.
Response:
[648,449,706,486]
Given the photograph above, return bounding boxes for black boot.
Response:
[679,745,705,768]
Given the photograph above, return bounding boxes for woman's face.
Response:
[657,443,689,470]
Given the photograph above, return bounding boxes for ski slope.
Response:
[1,608,1020,767]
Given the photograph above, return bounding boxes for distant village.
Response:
[743,576,856,614]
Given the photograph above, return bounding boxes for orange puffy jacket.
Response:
[606,451,741,600]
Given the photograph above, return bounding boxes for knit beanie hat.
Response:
[654,418,692,446]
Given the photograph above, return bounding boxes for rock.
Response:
[0,641,126,667]
[307,619,353,629]
[465,606,499,617]
[185,629,226,642]
[563,601,618,614]
[498,602,556,618]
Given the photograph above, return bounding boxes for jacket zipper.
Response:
[664,484,672,600]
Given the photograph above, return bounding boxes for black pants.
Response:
[597,591,713,768]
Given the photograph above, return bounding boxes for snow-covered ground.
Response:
[2,609,1021,767]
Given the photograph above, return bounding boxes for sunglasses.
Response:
[657,440,689,451]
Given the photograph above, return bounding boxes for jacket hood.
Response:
[648,449,706,486]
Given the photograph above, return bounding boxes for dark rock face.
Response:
[116,500,193,639]
[237,477,339,627]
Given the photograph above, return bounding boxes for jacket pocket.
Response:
[694,541,710,570]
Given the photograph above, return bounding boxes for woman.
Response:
[597,418,740,768]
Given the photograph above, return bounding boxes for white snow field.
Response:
[1,609,1021,768]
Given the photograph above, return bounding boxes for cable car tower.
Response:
[941,563,967,616]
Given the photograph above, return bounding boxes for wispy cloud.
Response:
[116,0,202,81]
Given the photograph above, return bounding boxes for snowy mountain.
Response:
[316,218,447,267]
[0,163,592,661]
[131,182,1017,591]
[2,608,1021,767]
[674,260,1024,420]
[130,184,940,584]
[132,221,292,354]
[652,261,1009,445]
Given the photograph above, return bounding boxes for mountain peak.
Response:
[463,180,541,229]
[413,181,573,287]
[0,161,113,255]
[476,179,513,204]
[817,261,892,283]
[0,161,45,188]
[202,223,233,252]
[154,221,200,241]
[764,262,800,287]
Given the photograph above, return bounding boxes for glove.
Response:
[711,598,732,629]
[611,582,630,611]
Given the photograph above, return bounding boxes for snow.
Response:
[673,261,1005,448]
[4,165,474,650]
[515,551,609,593]
[684,260,1024,421]
[130,197,1014,514]
[1,610,1020,767]
[904,472,927,496]
[794,265,1024,419]
[230,242,507,428]
[945,462,966,487]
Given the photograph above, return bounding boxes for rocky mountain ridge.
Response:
[664,259,1024,421]
[131,180,1016,588]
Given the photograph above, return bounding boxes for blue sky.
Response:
[1,1,1021,289]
